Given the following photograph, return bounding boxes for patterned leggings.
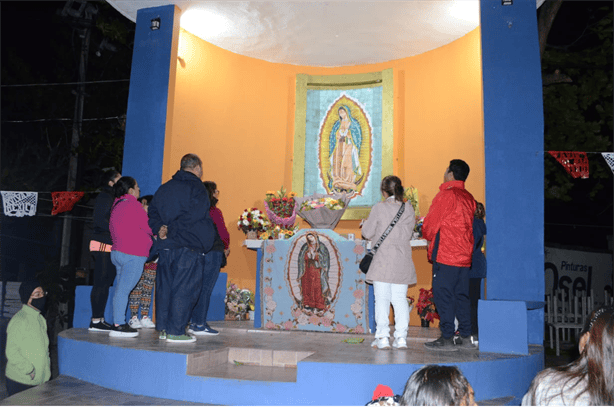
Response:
[129,261,157,318]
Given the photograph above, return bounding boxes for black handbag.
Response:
[359,203,405,273]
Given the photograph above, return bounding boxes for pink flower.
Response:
[353,244,365,254]
[266,244,276,254]
[321,317,332,327]
[284,321,294,330]
[335,323,346,333]
[292,308,302,318]
[354,325,365,334]
[353,289,364,299]
[309,315,321,325]
[264,287,274,296]
[265,321,276,329]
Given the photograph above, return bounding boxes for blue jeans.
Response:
[155,247,205,335]
[432,262,471,338]
[111,251,147,325]
[191,251,223,325]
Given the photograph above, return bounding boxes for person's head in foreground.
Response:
[401,365,476,406]
[523,305,614,406]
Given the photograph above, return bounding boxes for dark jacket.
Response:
[148,170,215,253]
[469,217,487,278]
[91,185,115,245]
[422,180,475,267]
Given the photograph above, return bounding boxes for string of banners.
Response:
[548,151,614,179]
[0,191,84,217]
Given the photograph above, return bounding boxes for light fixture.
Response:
[151,18,160,30]
[502,0,513,5]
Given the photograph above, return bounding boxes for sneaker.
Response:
[88,320,115,332]
[392,338,408,349]
[140,316,156,329]
[188,322,219,336]
[166,334,196,343]
[424,336,459,352]
[371,337,391,350]
[109,324,139,338]
[159,330,167,340]
[128,316,142,329]
[456,335,478,349]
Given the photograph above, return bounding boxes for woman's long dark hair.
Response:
[113,176,136,198]
[525,306,614,405]
[203,181,218,208]
[381,175,404,203]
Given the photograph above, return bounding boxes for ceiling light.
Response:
[449,0,480,25]
[180,8,232,39]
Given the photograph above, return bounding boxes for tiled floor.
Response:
[1,321,542,405]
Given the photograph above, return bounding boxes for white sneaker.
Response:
[140,316,156,329]
[392,338,408,349]
[128,316,142,329]
[371,337,391,350]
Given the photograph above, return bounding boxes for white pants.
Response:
[373,281,409,339]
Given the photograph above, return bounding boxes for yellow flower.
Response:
[288,191,297,198]
[266,190,276,196]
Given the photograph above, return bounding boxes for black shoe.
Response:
[88,320,115,332]
[456,335,478,349]
[424,336,459,352]
[109,324,139,338]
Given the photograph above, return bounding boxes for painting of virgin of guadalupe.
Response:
[296,232,331,311]
[328,105,364,193]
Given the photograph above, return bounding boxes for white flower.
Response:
[243,220,249,226]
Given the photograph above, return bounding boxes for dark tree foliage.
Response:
[0,1,134,193]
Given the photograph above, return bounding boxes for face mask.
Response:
[30,297,47,313]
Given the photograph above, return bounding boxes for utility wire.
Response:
[0,79,129,88]
[2,116,124,124]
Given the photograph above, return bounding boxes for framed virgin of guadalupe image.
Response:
[292,69,394,220]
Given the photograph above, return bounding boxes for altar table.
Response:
[245,229,426,332]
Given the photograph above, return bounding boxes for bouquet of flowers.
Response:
[237,208,268,234]
[264,186,298,229]
[294,192,351,229]
[299,197,346,212]
[225,283,255,320]
[259,224,299,240]
[407,296,415,308]
[416,288,439,323]
[404,186,420,217]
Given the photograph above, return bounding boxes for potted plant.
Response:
[416,288,439,327]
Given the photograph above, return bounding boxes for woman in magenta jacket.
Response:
[109,176,153,338]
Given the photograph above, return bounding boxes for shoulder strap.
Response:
[371,202,405,254]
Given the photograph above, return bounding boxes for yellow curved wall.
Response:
[167,28,484,321]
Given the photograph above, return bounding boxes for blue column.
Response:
[481,0,544,303]
[121,5,180,196]
[480,0,545,351]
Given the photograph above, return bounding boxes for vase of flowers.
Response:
[264,187,298,229]
[416,287,439,326]
[294,192,350,229]
[225,283,255,320]
[237,208,268,239]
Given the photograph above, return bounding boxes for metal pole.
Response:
[60,25,90,267]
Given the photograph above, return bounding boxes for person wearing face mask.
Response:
[5,280,51,396]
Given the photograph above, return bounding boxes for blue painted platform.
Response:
[58,321,543,406]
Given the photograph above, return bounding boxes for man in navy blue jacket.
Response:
[148,153,216,343]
